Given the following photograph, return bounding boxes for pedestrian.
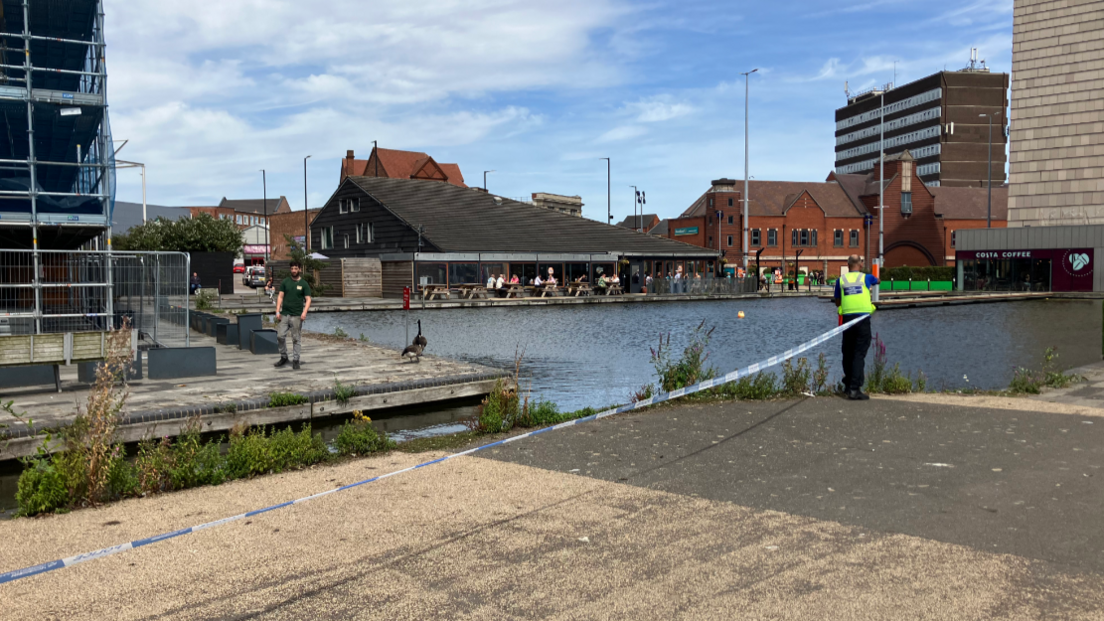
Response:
[274,260,312,370]
[833,254,878,400]
[190,272,201,295]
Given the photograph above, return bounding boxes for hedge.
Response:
[883,266,954,281]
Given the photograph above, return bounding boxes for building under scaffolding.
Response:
[0,0,114,250]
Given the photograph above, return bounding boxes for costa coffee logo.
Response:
[1062,250,1092,277]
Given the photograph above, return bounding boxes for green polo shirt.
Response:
[279,277,311,315]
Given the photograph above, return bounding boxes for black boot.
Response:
[848,390,869,401]
[292,360,301,370]
[274,357,289,368]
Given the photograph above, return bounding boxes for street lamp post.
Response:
[484,170,495,191]
[303,155,311,252]
[629,185,637,230]
[600,158,611,224]
[741,68,758,272]
[372,140,378,177]
[261,169,269,265]
[875,87,886,302]
[979,113,995,228]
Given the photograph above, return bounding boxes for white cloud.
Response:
[598,125,648,143]
[625,96,695,123]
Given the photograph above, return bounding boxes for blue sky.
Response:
[107,0,1012,224]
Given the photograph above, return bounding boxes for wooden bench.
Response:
[567,283,592,297]
[605,284,623,296]
[422,284,450,300]
[0,330,137,392]
[500,284,526,298]
[457,284,489,299]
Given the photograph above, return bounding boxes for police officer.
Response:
[833,255,878,400]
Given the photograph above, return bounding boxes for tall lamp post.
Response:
[629,185,637,229]
[484,170,495,191]
[600,158,611,224]
[303,155,311,252]
[261,169,269,265]
[979,113,995,228]
[740,68,758,271]
[372,140,378,177]
[874,86,886,302]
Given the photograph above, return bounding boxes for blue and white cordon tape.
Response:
[0,314,869,585]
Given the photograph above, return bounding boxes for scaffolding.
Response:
[0,0,118,338]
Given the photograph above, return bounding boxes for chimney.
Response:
[346,149,355,160]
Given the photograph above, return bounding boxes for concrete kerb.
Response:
[0,371,507,461]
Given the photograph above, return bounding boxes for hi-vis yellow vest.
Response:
[838,271,876,315]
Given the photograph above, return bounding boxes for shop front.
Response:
[956,249,1094,292]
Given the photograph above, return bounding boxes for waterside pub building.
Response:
[309,176,719,295]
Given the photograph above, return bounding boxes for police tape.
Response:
[0,314,869,585]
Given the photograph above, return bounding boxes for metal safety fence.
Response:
[646,275,758,295]
[0,250,189,348]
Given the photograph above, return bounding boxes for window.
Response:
[321,227,334,250]
[339,200,348,214]
[344,234,349,249]
[901,192,913,215]
[767,229,777,246]
[728,198,733,207]
[727,235,733,247]
[751,229,761,246]
[849,229,859,247]
[951,230,956,248]
[350,198,361,212]
[727,215,734,225]
[834,229,844,247]
[792,228,798,247]
[709,197,714,206]
[708,236,713,246]
[791,229,817,247]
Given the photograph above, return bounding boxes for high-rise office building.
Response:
[834,62,1009,188]
[1006,0,1104,227]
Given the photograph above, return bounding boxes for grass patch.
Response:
[333,375,357,406]
[268,392,308,408]
[1008,347,1081,394]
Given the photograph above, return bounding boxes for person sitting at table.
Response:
[510,274,520,285]
[610,273,621,288]
[495,273,505,289]
[486,273,496,289]
[534,274,543,287]
[596,273,608,294]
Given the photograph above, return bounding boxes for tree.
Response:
[113,214,244,254]
[276,234,328,296]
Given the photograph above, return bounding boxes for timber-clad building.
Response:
[309,176,718,296]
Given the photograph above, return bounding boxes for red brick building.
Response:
[669,151,1007,277]
[269,208,322,260]
[187,196,292,230]
[340,147,466,187]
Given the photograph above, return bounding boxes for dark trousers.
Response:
[840,314,871,392]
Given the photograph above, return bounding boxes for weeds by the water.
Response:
[333,375,356,405]
[650,321,716,392]
[335,411,395,456]
[269,392,308,408]
[1008,347,1080,394]
[333,327,349,339]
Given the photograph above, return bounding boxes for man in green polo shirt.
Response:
[274,261,312,370]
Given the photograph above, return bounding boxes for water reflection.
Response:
[306,297,1102,411]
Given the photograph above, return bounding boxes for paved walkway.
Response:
[2,395,1102,619]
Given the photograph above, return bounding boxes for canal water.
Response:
[307,297,1102,411]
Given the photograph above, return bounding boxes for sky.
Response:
[106,0,1013,224]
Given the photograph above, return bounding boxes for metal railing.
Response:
[646,275,758,295]
[0,249,189,348]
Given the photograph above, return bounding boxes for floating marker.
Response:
[737,311,745,319]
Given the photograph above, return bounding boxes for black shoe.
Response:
[274,357,289,368]
[848,390,870,401]
[292,360,301,370]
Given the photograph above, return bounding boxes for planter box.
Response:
[250,329,279,355]
[148,347,217,380]
[237,313,264,350]
[78,356,142,382]
[0,365,57,390]
[216,322,239,345]
[206,316,229,337]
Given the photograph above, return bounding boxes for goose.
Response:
[402,320,427,362]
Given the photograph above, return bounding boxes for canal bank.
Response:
[3,395,1102,618]
[0,330,504,461]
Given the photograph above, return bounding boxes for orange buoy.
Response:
[737,311,745,319]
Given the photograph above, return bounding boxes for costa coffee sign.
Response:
[957,248,1093,292]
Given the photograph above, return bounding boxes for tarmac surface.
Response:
[2,394,1103,619]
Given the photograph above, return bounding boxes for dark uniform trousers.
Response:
[840,314,872,392]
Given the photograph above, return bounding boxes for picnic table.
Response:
[457,283,489,299]
[501,284,526,298]
[422,283,450,300]
[604,284,623,296]
[567,282,592,297]
[531,284,559,298]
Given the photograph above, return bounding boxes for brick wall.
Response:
[269,209,321,260]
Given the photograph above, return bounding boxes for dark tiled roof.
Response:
[218,197,286,214]
[650,219,670,236]
[682,180,865,219]
[111,202,190,232]
[616,214,659,229]
[931,186,1008,220]
[346,176,717,256]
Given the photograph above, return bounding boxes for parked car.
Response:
[245,266,266,288]
[233,264,246,274]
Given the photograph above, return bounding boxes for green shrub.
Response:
[15,459,70,516]
[333,327,348,339]
[195,289,216,311]
[883,266,954,281]
[880,363,914,394]
[474,379,520,433]
[333,375,356,405]
[269,392,308,408]
[1008,347,1079,394]
[335,412,394,456]
[781,358,812,396]
[651,321,716,392]
[518,400,564,427]
[268,426,330,471]
[812,353,831,395]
